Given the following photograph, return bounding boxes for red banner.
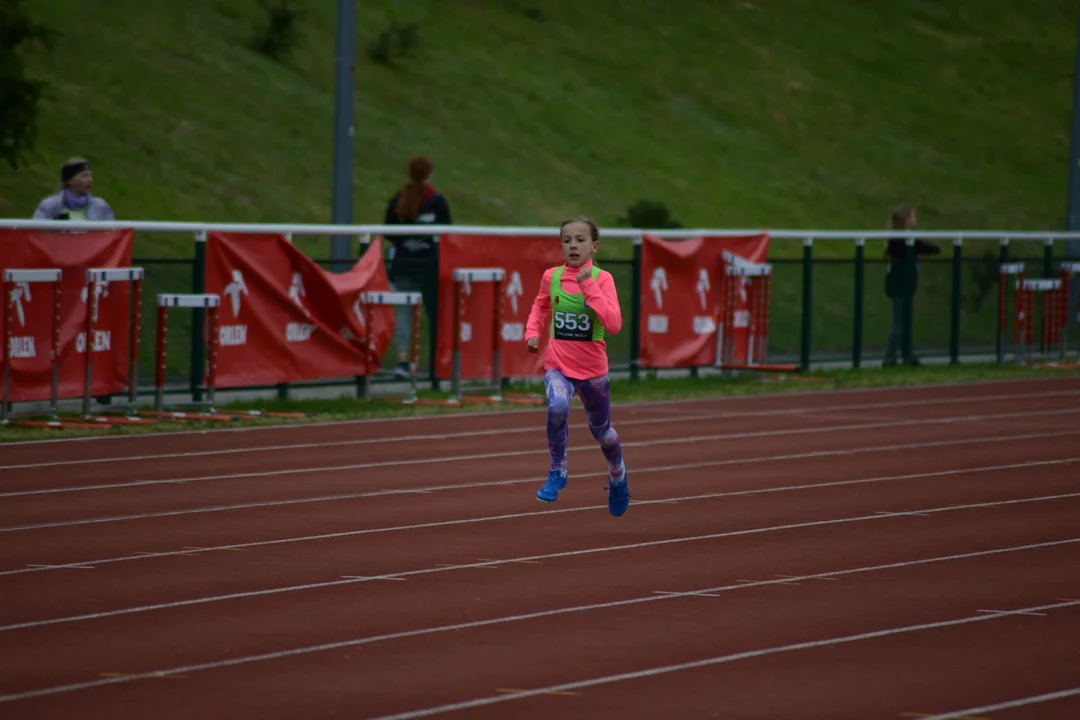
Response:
[638,233,770,368]
[0,229,134,402]
[205,233,392,387]
[436,234,565,380]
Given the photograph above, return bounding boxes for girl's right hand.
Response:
[526,337,539,353]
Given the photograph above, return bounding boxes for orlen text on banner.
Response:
[205,232,392,388]
[0,228,133,402]
[638,233,770,368]
[435,234,564,380]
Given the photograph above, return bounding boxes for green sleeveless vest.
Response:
[550,265,604,342]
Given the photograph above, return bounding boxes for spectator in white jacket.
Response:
[33,157,115,221]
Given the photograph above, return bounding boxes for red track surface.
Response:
[2,377,1080,719]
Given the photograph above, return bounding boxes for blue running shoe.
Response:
[536,470,567,503]
[605,472,631,517]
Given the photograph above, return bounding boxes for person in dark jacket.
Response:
[384,156,451,377]
[883,203,940,366]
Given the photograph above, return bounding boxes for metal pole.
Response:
[1042,238,1054,356]
[155,303,167,413]
[1,278,10,423]
[996,240,1010,364]
[330,0,357,272]
[852,238,865,369]
[83,276,98,418]
[190,233,207,402]
[451,279,462,402]
[901,237,915,364]
[206,305,218,411]
[799,237,813,372]
[949,238,963,365]
[629,237,643,380]
[1068,0,1080,331]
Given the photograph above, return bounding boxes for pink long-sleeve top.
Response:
[525,260,622,380]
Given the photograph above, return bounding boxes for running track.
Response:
[1,377,1079,719]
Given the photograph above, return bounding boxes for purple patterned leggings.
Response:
[544,368,625,477]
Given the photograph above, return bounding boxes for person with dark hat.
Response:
[33,157,116,221]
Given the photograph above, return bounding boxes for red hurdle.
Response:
[998,262,1025,364]
[81,267,145,418]
[449,267,505,405]
[2,268,63,425]
[1013,277,1067,365]
[358,290,423,403]
[715,253,796,373]
[153,293,222,415]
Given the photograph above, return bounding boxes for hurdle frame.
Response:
[154,293,221,413]
[2,268,63,424]
[998,262,1025,364]
[359,290,423,403]
[82,267,145,418]
[714,253,795,373]
[1014,277,1066,365]
[450,267,505,404]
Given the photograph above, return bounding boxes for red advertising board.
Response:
[205,233,392,387]
[435,233,565,380]
[0,229,134,402]
[638,233,770,368]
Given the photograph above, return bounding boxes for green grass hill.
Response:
[3,0,1075,237]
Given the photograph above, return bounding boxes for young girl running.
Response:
[525,215,630,517]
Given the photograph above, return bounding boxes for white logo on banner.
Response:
[77,281,113,353]
[288,272,307,311]
[506,271,523,316]
[224,270,248,318]
[692,268,716,335]
[695,269,710,312]
[7,282,36,358]
[647,267,669,334]
[10,282,31,328]
[80,282,110,323]
[501,270,525,343]
[220,269,250,346]
[285,271,316,343]
[650,267,668,309]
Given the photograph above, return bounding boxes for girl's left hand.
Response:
[577,266,590,284]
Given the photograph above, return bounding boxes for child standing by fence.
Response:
[525,215,630,517]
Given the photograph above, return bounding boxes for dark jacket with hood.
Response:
[383,186,451,280]
[884,237,941,299]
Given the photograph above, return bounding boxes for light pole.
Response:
[330,0,357,271]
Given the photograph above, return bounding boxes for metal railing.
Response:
[3,218,1080,402]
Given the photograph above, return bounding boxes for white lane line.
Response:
[364,599,1080,720]
[916,687,1080,720]
[5,387,1078,470]
[2,544,1079,705]
[3,491,1080,633]
[3,428,1077,533]
[4,454,1078,577]
[976,608,1047,617]
[5,376,1075,449]
[5,406,1079,500]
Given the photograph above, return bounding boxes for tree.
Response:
[0,0,59,171]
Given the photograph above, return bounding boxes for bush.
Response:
[366,16,421,66]
[0,0,59,171]
[250,0,302,63]
[617,199,683,229]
